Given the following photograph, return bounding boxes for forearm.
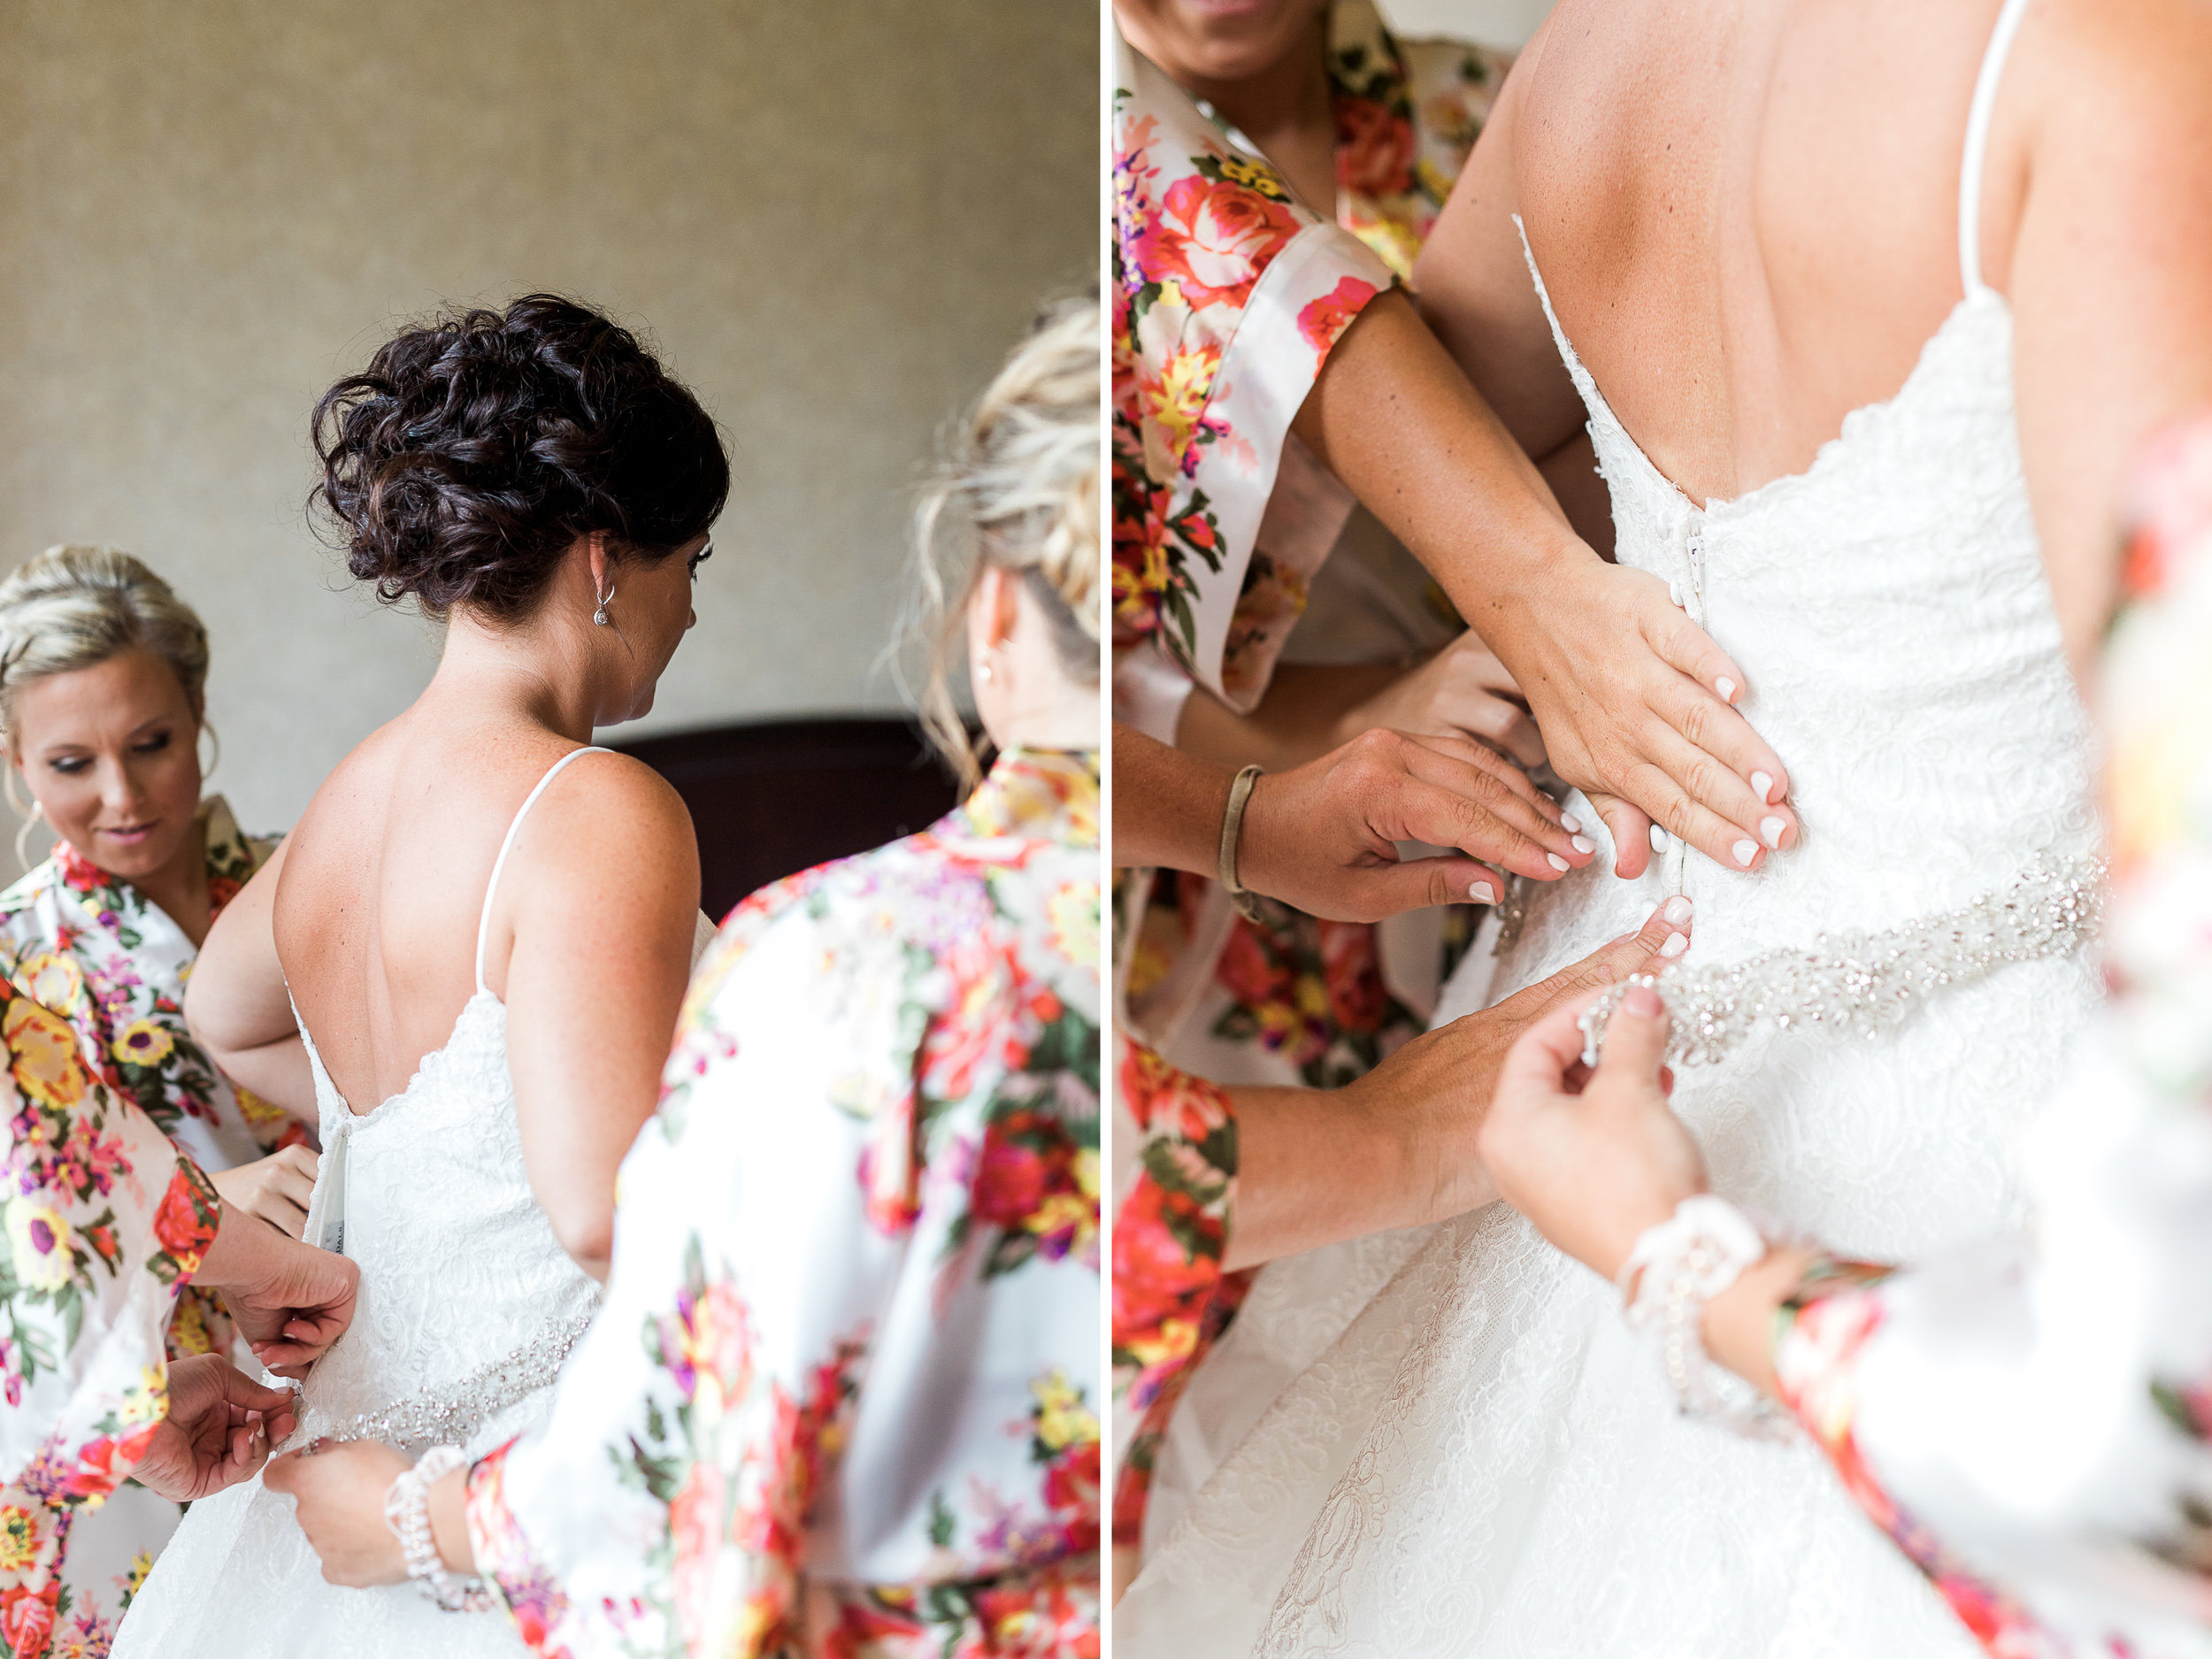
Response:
[1110,723,1234,872]
[1175,664,1408,772]
[1292,289,1594,654]
[1219,1081,1422,1271]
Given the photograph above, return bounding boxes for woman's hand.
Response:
[1479,981,1709,1282]
[1490,559,1799,879]
[196,1202,359,1378]
[130,1354,298,1502]
[1333,634,1547,771]
[1237,727,1594,920]
[264,1440,412,1586]
[1223,897,1695,1269]
[210,1145,319,1241]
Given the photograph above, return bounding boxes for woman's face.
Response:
[598,534,709,724]
[1116,0,1324,86]
[12,648,204,882]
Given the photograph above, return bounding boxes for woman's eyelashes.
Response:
[44,731,171,773]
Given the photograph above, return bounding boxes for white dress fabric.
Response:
[114,749,619,1658]
[1118,4,2108,1654]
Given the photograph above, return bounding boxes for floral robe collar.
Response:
[0,796,287,1173]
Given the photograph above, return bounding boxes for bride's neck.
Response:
[424,612,605,744]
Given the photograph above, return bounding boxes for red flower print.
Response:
[0,1579,59,1659]
[150,1164,217,1268]
[1110,1178,1224,1347]
[1317,920,1388,1034]
[1336,96,1417,197]
[1146,175,1302,311]
[667,1457,732,1648]
[1119,1044,1232,1145]
[1297,276,1382,365]
[206,874,243,917]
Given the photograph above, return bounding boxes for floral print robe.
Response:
[465,749,1101,1659]
[0,796,291,1655]
[0,981,220,1659]
[1768,415,2212,1657]
[1113,8,1509,1102]
[1109,5,1507,1540]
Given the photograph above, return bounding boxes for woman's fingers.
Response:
[1637,688,1797,850]
[1595,982,1672,1085]
[1494,987,1603,1102]
[1586,791,1654,879]
[1356,855,1507,918]
[1394,739,1592,878]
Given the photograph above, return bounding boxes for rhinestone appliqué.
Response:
[1576,856,2106,1067]
[294,1310,598,1454]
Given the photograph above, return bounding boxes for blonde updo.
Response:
[0,546,211,753]
[910,293,1101,785]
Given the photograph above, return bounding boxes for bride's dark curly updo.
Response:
[311,294,730,620]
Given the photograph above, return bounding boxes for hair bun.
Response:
[311,294,730,620]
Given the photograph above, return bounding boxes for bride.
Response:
[114,293,726,1655]
[1120,0,2212,1653]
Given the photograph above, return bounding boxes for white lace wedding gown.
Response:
[115,749,627,1656]
[1118,4,2108,1654]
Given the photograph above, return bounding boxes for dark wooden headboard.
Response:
[611,718,964,924]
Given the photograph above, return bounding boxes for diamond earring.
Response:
[592,580,615,626]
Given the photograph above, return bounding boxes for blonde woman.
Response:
[0,545,325,1637]
[267,296,1103,1659]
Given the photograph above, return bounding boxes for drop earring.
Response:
[593,579,615,626]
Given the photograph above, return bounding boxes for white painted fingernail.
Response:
[1662,895,1693,925]
[1660,933,1688,958]
[1471,879,1499,904]
[1548,853,1570,872]
[1761,816,1786,849]
[1732,839,1758,866]
[1570,834,1594,854]
[1750,770,1774,802]
[1668,580,1684,606]
[1716,676,1737,702]
[1560,812,1581,833]
[1648,825,1668,853]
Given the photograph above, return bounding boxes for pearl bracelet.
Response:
[1617,1194,1795,1438]
[382,1445,497,1612]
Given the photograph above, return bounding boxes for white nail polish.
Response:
[1761,816,1786,849]
[1668,580,1684,606]
[1570,834,1594,854]
[1660,933,1688,958]
[1560,812,1581,833]
[1732,839,1757,866]
[1750,770,1774,802]
[1548,853,1570,872]
[1471,879,1499,904]
[1648,824,1667,853]
[1716,676,1738,702]
[1662,895,1693,925]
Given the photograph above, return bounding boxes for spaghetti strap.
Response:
[472,745,613,995]
[1958,0,2036,297]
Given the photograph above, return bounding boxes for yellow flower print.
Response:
[114,1018,176,1068]
[1216,153,1288,200]
[18,951,83,1015]
[1071,1147,1100,1202]
[3,996,89,1111]
[0,1504,38,1573]
[1030,1368,1100,1455]
[6,1199,75,1291]
[1047,882,1100,971]
[119,1550,155,1609]
[116,1363,169,1428]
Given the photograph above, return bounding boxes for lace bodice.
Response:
[290,993,601,1457]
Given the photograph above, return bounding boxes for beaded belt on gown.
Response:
[1575,856,2106,1065]
[286,1310,597,1454]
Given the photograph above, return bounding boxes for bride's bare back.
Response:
[1416,0,2212,670]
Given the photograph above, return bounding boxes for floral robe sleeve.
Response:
[1111,27,1394,734]
[465,749,1102,1659]
[0,983,219,1659]
[1770,415,2212,1659]
[0,795,294,1375]
[1108,1038,1246,1552]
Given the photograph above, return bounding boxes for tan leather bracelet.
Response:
[1217,764,1267,925]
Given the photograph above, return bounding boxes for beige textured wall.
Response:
[0,0,1097,832]
[1385,0,1551,47]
